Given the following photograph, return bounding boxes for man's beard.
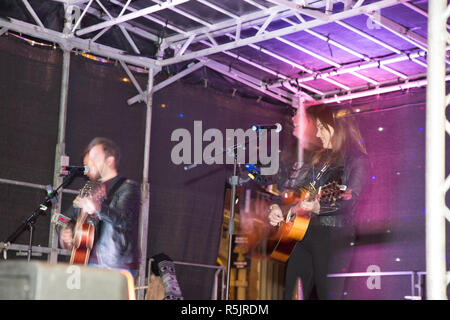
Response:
[87,171,102,181]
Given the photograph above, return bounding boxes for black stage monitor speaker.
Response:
[0,261,135,300]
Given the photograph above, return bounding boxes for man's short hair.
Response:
[83,137,121,168]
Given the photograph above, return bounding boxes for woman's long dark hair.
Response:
[306,106,367,165]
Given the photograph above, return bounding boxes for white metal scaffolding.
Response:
[0,0,435,106]
[425,0,450,300]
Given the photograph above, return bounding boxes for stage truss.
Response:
[0,0,449,299]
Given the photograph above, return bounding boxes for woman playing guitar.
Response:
[268,106,370,300]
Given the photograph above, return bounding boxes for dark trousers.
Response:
[283,222,354,300]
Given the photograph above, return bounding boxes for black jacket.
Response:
[277,150,370,227]
[61,176,141,269]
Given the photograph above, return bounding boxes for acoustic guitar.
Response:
[268,181,348,262]
[70,181,105,265]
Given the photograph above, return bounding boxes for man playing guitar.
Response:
[59,137,141,279]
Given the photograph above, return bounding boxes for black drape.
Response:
[0,35,290,299]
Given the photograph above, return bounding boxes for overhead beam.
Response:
[366,11,428,51]
[314,70,436,99]
[91,0,141,54]
[335,20,401,54]
[270,50,427,89]
[127,61,205,105]
[128,57,295,106]
[244,7,383,88]
[76,0,191,36]
[156,0,408,67]
[402,1,450,30]
[0,17,157,68]
[120,60,146,103]
[265,0,331,20]
[196,0,239,19]
[49,0,92,4]
[71,0,93,32]
[164,4,291,44]
[110,0,187,36]
[111,0,306,101]
[22,0,45,29]
[167,0,388,90]
[242,4,378,91]
[313,75,450,105]
[197,39,290,81]
[200,57,294,103]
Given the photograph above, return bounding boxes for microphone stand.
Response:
[184,134,265,300]
[225,150,239,300]
[1,170,78,262]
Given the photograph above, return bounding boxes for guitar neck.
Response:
[75,209,88,227]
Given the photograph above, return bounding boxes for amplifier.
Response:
[0,260,135,300]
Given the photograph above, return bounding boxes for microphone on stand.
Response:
[244,164,267,184]
[60,166,89,176]
[184,164,198,171]
[251,123,282,133]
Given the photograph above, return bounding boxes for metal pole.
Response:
[425,0,448,300]
[225,155,239,300]
[27,225,34,262]
[136,68,154,300]
[294,94,305,166]
[48,48,71,264]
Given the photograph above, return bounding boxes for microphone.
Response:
[62,166,89,172]
[244,164,267,184]
[60,166,89,176]
[184,164,198,171]
[251,123,282,133]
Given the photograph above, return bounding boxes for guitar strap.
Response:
[87,177,127,225]
[104,177,127,206]
[311,162,330,188]
[86,177,127,230]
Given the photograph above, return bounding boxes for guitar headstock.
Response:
[80,180,106,202]
[318,181,347,204]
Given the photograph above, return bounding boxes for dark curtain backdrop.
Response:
[0,36,61,247]
[145,80,291,299]
[323,89,450,299]
[0,35,291,299]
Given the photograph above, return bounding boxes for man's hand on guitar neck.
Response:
[73,195,101,215]
[73,181,106,215]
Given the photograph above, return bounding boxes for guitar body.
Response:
[268,181,346,262]
[268,214,311,262]
[70,218,95,265]
[69,181,105,265]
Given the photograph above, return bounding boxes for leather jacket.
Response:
[278,150,370,227]
[61,176,141,269]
